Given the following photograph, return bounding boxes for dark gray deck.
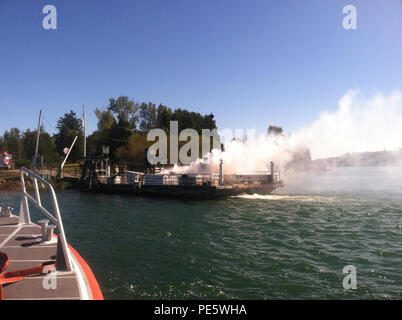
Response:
[0,215,82,300]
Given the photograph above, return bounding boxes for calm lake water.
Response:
[1,167,401,299]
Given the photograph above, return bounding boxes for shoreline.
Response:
[0,170,77,192]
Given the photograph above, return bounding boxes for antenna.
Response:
[83,105,87,158]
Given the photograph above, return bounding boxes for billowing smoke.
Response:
[170,90,402,174]
[168,130,297,175]
[293,90,402,160]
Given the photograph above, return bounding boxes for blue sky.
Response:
[0,0,401,135]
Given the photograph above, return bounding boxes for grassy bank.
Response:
[0,170,76,192]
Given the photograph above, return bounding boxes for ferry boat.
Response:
[0,168,103,300]
[80,158,284,199]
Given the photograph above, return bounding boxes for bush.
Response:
[14,158,31,169]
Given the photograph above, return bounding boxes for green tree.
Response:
[267,126,283,136]
[88,97,218,162]
[171,109,217,134]
[108,96,139,126]
[2,128,23,159]
[95,108,116,131]
[139,102,157,132]
[22,128,57,164]
[89,109,132,160]
[115,132,152,166]
[156,104,173,131]
[54,111,84,162]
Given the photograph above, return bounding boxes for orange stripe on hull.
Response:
[67,244,104,300]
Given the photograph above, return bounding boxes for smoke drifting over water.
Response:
[170,90,402,174]
[293,90,402,160]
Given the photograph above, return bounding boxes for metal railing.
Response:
[19,167,72,271]
[34,164,82,181]
[220,171,281,185]
[250,170,281,184]
[141,172,282,187]
[143,173,221,186]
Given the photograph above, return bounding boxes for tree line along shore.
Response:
[0,96,221,191]
[0,95,218,169]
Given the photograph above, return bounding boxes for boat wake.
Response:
[232,193,337,202]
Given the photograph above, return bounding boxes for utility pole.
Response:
[83,105,87,158]
[35,110,42,158]
[219,159,224,186]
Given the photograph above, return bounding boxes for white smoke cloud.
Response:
[294,90,402,160]
[170,131,296,175]
[170,90,402,174]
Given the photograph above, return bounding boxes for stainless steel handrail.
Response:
[19,167,72,271]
